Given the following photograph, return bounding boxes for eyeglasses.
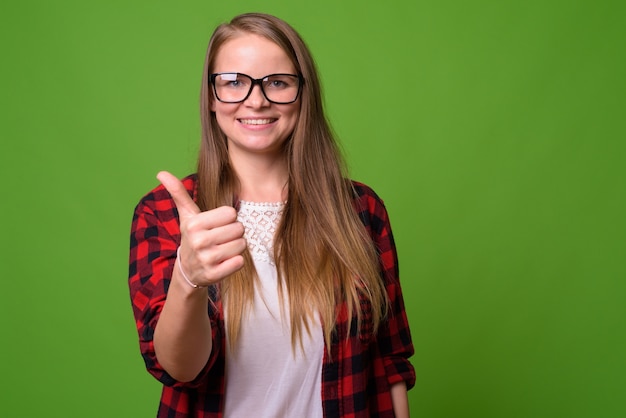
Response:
[210,72,303,104]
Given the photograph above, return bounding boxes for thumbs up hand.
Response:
[157,171,247,286]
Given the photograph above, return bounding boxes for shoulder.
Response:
[131,174,198,232]
[349,180,390,235]
[350,180,387,215]
[350,180,382,203]
[135,173,198,212]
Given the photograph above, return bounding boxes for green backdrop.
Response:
[1,1,625,417]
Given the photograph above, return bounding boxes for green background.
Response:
[1,0,625,417]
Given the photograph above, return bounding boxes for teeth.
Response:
[239,119,274,125]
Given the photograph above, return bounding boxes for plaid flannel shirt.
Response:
[129,174,415,417]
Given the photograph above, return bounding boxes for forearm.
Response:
[391,381,409,418]
[153,264,213,382]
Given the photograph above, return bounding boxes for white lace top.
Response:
[223,200,324,418]
[236,200,284,266]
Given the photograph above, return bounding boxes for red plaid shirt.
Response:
[129,174,415,417]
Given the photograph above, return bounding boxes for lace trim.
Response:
[237,201,285,265]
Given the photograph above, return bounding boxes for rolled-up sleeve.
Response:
[128,179,222,389]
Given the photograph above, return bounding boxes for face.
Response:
[210,33,300,160]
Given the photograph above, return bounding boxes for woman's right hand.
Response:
[157,171,247,287]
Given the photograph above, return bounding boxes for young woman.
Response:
[129,12,415,417]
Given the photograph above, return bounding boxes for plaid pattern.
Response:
[129,174,415,417]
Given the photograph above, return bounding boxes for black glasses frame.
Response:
[209,72,303,104]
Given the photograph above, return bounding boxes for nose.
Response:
[244,83,270,108]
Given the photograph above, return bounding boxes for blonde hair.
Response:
[197,13,388,351]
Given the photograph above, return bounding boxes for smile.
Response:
[238,118,277,125]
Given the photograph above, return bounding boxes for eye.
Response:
[217,74,249,89]
[270,80,287,88]
[264,76,296,89]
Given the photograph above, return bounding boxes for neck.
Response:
[229,151,288,202]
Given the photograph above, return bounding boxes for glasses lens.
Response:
[261,75,300,104]
[213,73,251,103]
[213,73,300,103]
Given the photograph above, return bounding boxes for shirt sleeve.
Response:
[128,180,222,388]
[354,182,416,390]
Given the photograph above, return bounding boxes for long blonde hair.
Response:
[197,13,388,351]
